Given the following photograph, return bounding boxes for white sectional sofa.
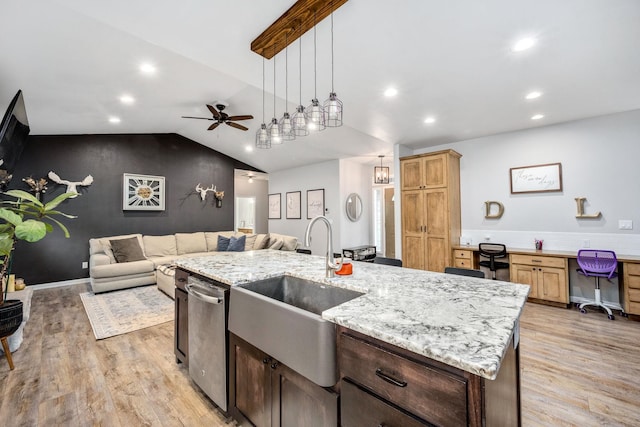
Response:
[89,231,298,296]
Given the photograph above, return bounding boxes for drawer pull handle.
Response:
[532,259,542,263]
[375,368,407,387]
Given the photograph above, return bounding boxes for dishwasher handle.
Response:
[185,283,223,305]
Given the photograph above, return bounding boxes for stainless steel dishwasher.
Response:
[186,276,229,412]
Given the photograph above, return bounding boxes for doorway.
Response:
[372,187,395,257]
[235,197,256,234]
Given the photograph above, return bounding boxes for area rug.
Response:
[80,285,174,340]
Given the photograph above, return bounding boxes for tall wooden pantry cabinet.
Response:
[400,150,462,272]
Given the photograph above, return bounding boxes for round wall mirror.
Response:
[345,193,363,222]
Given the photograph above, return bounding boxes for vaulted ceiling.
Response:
[1,0,639,173]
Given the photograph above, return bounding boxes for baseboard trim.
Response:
[28,278,90,291]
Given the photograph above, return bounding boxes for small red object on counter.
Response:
[336,262,352,275]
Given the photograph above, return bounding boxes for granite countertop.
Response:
[176,250,530,380]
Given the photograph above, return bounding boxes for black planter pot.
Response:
[0,300,23,338]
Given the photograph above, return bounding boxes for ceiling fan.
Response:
[182,102,254,131]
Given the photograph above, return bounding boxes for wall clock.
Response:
[123,173,165,211]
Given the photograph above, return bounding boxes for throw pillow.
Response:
[268,237,284,250]
[255,233,271,250]
[244,234,257,251]
[217,235,231,251]
[227,235,246,252]
[110,237,146,263]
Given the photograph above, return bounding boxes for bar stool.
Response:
[478,243,509,280]
[576,249,617,320]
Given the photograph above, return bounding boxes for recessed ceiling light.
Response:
[139,63,157,74]
[525,91,542,100]
[384,87,398,97]
[424,116,436,124]
[245,145,253,152]
[512,37,536,52]
[531,114,544,120]
[108,116,121,124]
[119,95,135,104]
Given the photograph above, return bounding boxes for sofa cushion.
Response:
[268,237,284,250]
[176,232,207,255]
[205,231,238,251]
[244,234,257,251]
[269,233,298,251]
[228,235,246,252]
[110,237,146,263]
[90,259,155,278]
[90,233,144,263]
[143,235,177,257]
[147,255,180,268]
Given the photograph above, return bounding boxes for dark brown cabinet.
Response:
[174,268,189,365]
[229,333,338,427]
[338,326,521,427]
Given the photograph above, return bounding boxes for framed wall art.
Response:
[307,189,325,219]
[510,163,563,194]
[123,173,165,211]
[286,191,301,219]
[268,193,281,219]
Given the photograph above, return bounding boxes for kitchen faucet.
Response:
[304,216,344,278]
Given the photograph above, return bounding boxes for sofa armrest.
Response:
[90,253,112,268]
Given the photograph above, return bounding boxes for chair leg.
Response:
[578,277,614,319]
[1,337,14,370]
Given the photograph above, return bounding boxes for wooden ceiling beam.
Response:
[251,0,349,59]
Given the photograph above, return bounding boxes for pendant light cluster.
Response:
[255,3,343,149]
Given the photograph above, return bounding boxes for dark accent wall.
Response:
[8,133,261,285]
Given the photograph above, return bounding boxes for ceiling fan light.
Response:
[292,105,309,136]
[279,112,296,141]
[324,92,343,127]
[256,123,271,149]
[267,117,282,144]
[307,98,326,131]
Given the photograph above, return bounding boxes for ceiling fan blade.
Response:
[208,122,221,131]
[182,116,215,120]
[226,122,249,131]
[226,115,254,121]
[207,104,222,119]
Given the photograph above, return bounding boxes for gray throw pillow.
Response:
[217,235,230,251]
[227,235,246,252]
[110,237,146,263]
[256,233,270,250]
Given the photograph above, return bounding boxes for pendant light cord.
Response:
[262,56,265,123]
[313,10,318,99]
[299,25,303,105]
[285,32,289,109]
[330,1,334,93]
[273,43,277,116]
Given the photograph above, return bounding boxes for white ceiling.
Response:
[1,0,639,173]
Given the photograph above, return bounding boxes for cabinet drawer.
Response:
[454,258,472,268]
[628,301,640,315]
[626,274,640,290]
[626,262,640,276]
[339,333,467,426]
[628,288,640,303]
[510,254,566,269]
[341,379,428,427]
[453,250,472,260]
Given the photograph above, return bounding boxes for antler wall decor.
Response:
[22,176,48,199]
[195,183,216,201]
[48,171,93,197]
[214,190,225,208]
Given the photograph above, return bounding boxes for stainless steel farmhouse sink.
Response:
[228,275,364,387]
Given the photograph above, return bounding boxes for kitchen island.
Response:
[176,249,530,426]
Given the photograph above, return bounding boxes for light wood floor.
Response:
[1,284,639,426]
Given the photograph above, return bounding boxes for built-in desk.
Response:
[452,245,640,317]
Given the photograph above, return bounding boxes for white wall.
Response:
[269,160,341,255]
[405,109,640,255]
[339,159,372,250]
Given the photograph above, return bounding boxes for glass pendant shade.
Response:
[279,112,296,141]
[307,98,326,131]
[374,166,390,184]
[267,117,282,144]
[292,105,309,136]
[324,92,343,127]
[256,123,271,149]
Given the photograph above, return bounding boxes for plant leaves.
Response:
[45,216,71,238]
[4,190,43,207]
[0,236,14,257]
[0,207,24,226]
[44,192,77,212]
[15,220,47,242]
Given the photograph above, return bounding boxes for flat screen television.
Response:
[0,90,30,183]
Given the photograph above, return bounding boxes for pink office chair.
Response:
[576,249,617,320]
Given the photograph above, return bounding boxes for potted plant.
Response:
[0,189,77,303]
